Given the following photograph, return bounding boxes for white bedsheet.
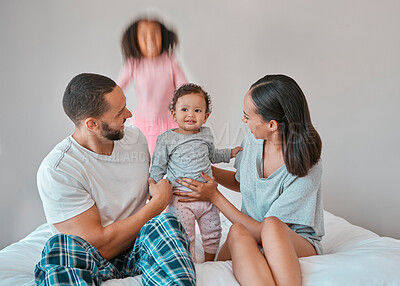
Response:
[1,204,400,285]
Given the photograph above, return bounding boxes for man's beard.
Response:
[101,122,124,141]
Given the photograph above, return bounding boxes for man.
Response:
[35,73,196,285]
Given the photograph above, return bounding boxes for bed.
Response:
[1,186,400,286]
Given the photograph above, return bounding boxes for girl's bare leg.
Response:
[261,216,317,286]
[224,223,276,286]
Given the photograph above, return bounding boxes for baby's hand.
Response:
[231,146,243,158]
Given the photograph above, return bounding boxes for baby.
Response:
[150,83,241,262]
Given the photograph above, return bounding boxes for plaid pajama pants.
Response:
[34,213,196,285]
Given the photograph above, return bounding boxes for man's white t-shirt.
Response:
[37,126,150,234]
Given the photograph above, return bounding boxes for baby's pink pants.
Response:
[168,189,222,262]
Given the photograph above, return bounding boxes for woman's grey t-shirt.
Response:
[234,132,324,254]
[150,127,231,187]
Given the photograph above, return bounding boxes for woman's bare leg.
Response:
[226,223,276,286]
[204,251,215,262]
[261,216,317,286]
[216,241,231,261]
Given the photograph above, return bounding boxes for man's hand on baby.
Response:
[148,178,173,206]
[231,146,243,158]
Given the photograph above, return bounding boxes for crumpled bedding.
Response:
[1,189,400,286]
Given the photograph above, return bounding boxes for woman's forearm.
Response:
[176,173,261,241]
[211,166,240,192]
[212,191,262,243]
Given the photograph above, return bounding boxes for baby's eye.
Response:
[181,108,188,112]
[195,109,201,113]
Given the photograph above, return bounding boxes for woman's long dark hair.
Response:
[250,75,322,177]
[121,18,178,61]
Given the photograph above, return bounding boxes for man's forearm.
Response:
[96,198,167,260]
[55,197,168,261]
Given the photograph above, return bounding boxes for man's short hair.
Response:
[63,73,116,126]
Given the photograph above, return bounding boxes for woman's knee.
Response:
[261,216,290,242]
[227,223,253,246]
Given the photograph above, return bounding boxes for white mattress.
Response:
[1,189,400,285]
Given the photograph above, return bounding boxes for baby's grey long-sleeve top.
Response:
[150,127,231,187]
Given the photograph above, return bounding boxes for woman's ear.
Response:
[269,120,279,132]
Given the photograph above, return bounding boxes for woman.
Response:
[175,74,324,286]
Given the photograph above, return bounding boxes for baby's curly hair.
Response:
[169,83,212,113]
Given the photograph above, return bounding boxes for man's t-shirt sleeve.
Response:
[37,163,94,224]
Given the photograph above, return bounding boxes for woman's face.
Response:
[137,20,162,58]
[242,91,272,140]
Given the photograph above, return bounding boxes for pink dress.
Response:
[118,53,187,155]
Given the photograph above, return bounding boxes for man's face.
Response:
[101,121,125,141]
[99,86,132,141]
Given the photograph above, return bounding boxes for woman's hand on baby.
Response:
[231,146,243,158]
[148,178,173,207]
[175,172,219,203]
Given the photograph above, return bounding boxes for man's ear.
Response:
[170,109,177,122]
[203,112,210,124]
[84,118,99,131]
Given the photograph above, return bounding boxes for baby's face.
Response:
[137,20,162,58]
[172,93,210,134]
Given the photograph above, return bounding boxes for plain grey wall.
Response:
[1,0,399,249]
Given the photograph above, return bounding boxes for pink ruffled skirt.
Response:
[130,115,178,156]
